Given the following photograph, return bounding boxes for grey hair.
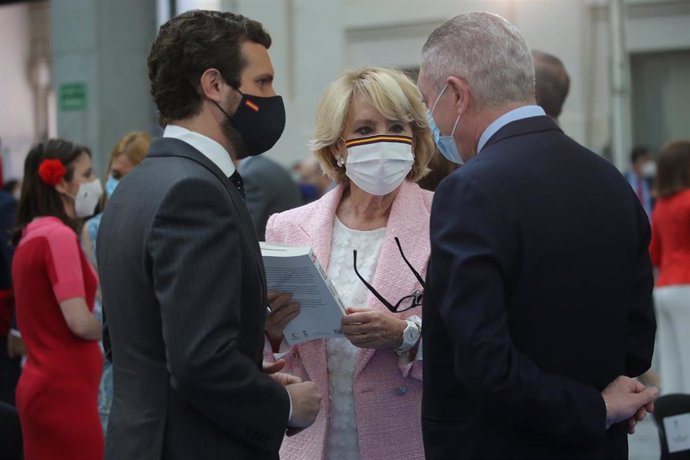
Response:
[421,12,535,107]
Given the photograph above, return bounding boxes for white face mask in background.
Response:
[343,135,414,196]
[642,161,657,178]
[73,178,103,218]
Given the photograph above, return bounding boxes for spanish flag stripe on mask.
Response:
[344,134,413,148]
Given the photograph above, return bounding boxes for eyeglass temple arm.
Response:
[394,237,425,287]
[352,250,396,310]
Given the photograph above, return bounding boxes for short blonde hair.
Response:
[311,67,434,184]
[108,131,151,171]
[101,131,152,208]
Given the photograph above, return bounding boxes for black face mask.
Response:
[214,91,286,157]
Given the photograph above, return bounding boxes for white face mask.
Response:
[72,178,103,218]
[343,135,414,196]
[642,161,656,178]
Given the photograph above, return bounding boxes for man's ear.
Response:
[447,76,471,117]
[199,68,225,102]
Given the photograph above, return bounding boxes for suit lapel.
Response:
[291,186,346,387]
[148,138,266,295]
[354,181,430,377]
[296,185,345,270]
[283,183,430,381]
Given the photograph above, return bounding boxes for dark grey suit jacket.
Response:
[97,138,290,460]
[238,155,302,240]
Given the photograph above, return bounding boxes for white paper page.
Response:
[664,413,690,454]
[263,251,345,345]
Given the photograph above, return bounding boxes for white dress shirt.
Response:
[163,124,236,177]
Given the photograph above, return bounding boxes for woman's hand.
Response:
[341,307,406,350]
[265,291,300,350]
[59,298,102,341]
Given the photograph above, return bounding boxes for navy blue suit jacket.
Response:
[422,116,655,459]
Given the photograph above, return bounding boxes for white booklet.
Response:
[260,242,346,345]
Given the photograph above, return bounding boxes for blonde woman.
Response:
[81,131,151,431]
[264,67,434,460]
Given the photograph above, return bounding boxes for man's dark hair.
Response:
[631,145,650,165]
[12,139,91,245]
[148,10,272,125]
[532,50,570,120]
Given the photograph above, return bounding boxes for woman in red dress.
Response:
[650,140,690,394]
[11,139,104,460]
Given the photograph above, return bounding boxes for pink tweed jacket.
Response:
[265,180,432,460]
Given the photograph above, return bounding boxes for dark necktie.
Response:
[229,170,246,199]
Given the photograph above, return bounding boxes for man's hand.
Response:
[286,381,321,429]
[602,375,658,430]
[263,359,285,375]
[272,373,302,387]
[627,402,654,434]
[265,291,300,349]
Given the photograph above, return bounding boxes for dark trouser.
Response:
[0,336,21,405]
[0,400,22,459]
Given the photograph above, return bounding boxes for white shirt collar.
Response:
[477,105,546,153]
[163,124,236,177]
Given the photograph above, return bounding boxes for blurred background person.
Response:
[292,156,335,203]
[650,139,690,394]
[417,152,458,191]
[264,66,433,460]
[625,145,656,219]
[0,174,19,406]
[532,50,570,123]
[1,180,22,203]
[238,154,302,240]
[81,130,151,432]
[11,139,104,460]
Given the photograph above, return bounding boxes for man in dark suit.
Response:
[238,155,302,240]
[418,12,658,459]
[625,146,656,219]
[97,11,320,460]
[532,50,570,123]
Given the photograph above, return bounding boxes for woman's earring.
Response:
[336,155,345,168]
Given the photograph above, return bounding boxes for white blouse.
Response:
[325,217,385,460]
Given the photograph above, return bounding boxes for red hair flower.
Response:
[38,159,66,186]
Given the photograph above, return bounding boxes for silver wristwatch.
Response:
[395,317,421,355]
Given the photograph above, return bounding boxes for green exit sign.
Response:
[59,82,87,111]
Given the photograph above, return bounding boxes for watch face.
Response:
[405,324,420,342]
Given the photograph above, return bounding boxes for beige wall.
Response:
[235,0,690,170]
[0,3,36,179]
[3,0,688,177]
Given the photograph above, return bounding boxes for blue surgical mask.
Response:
[428,84,463,165]
[105,175,119,198]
